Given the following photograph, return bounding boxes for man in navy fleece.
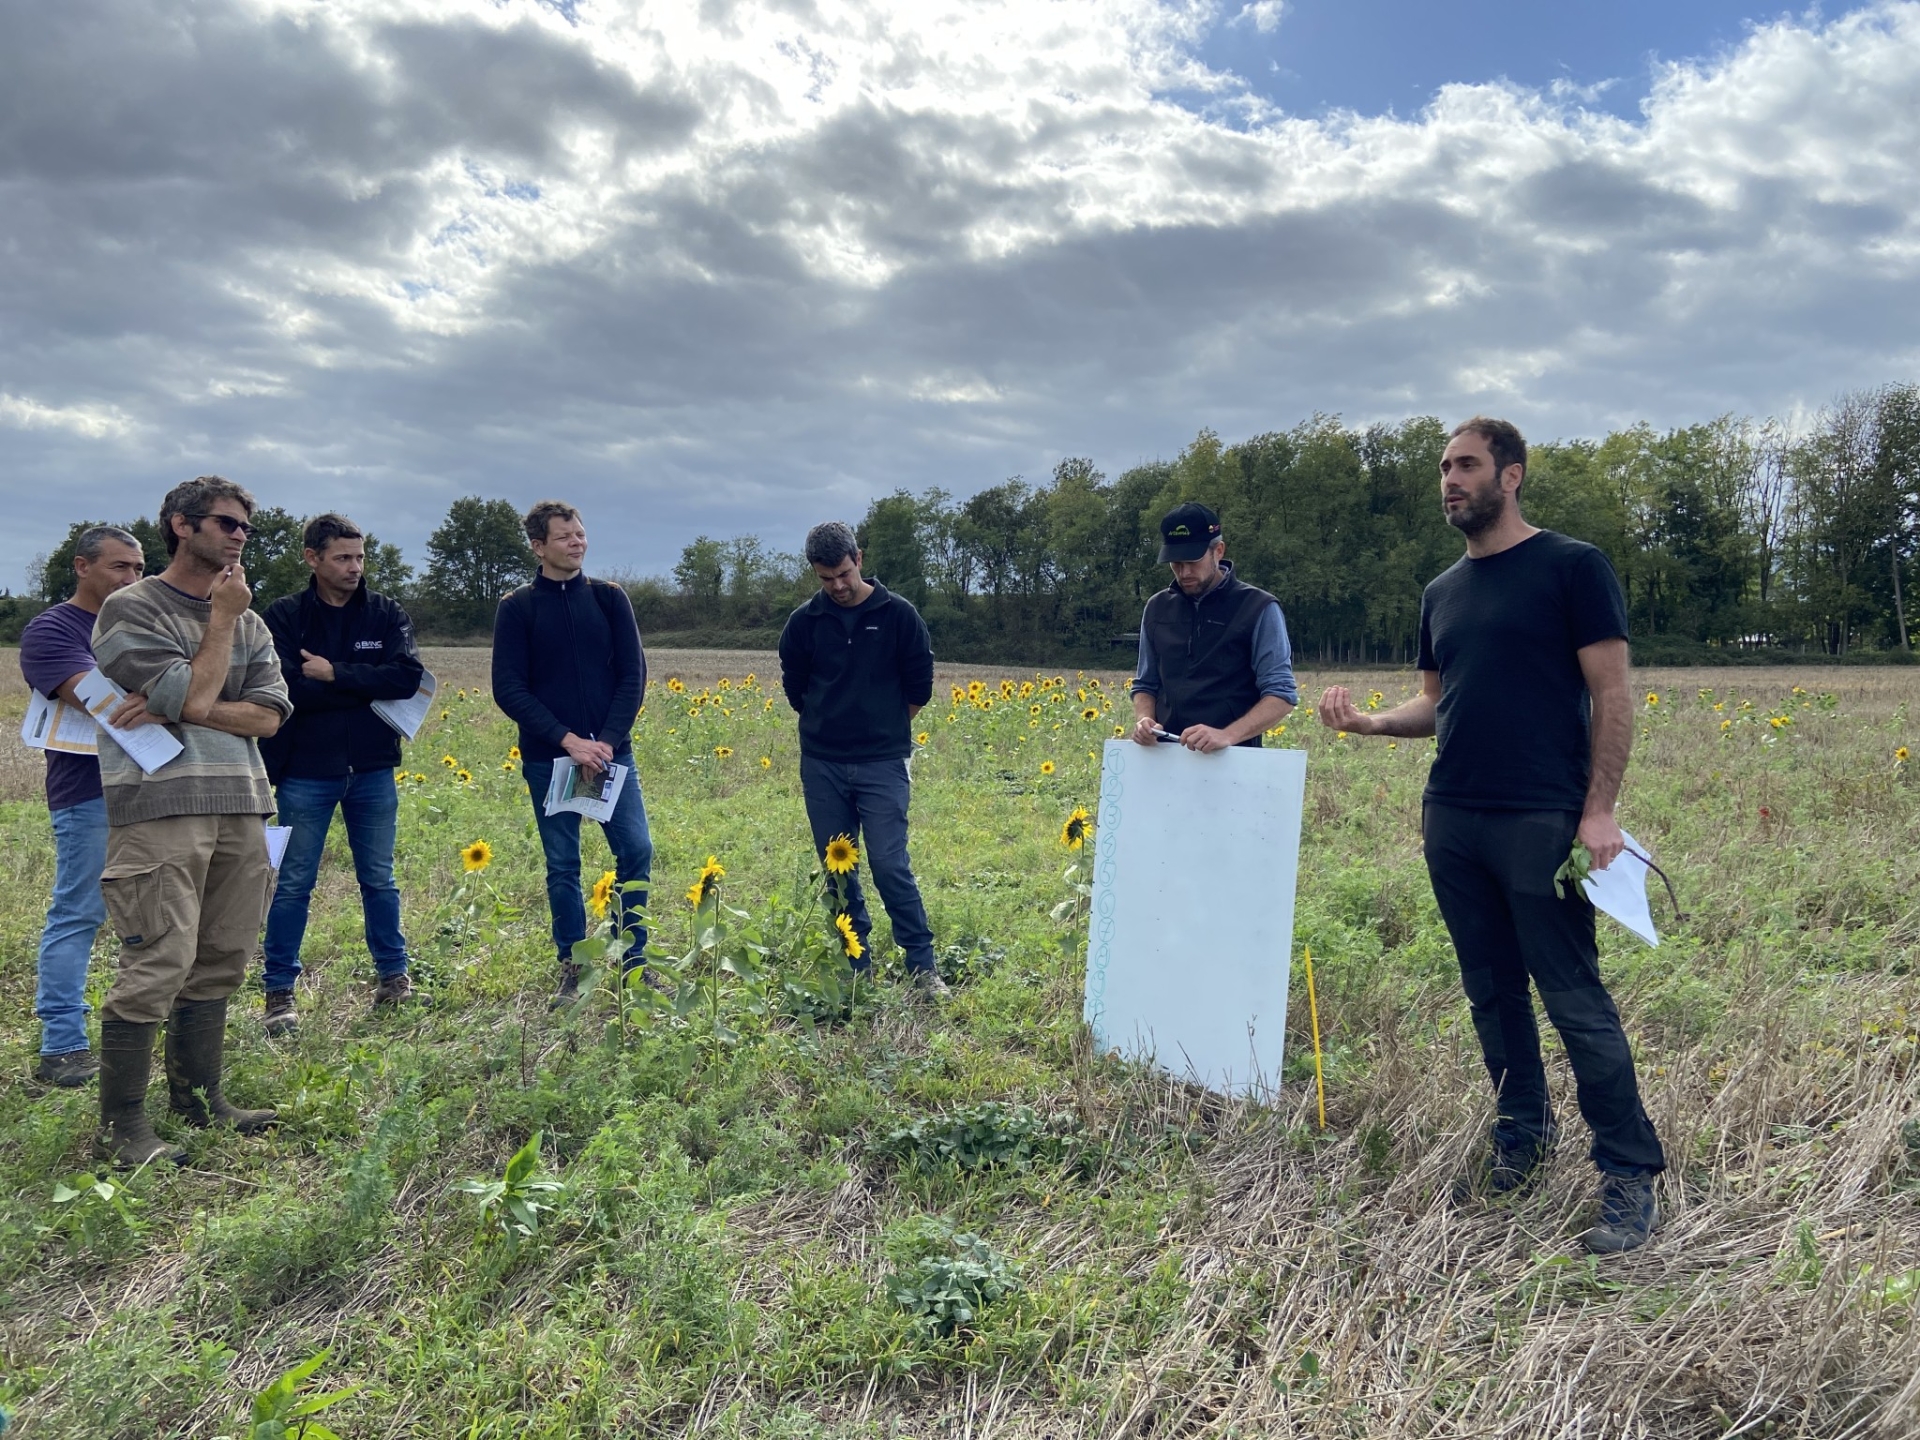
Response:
[778,521,946,998]
[492,500,651,1008]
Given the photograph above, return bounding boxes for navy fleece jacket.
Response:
[492,572,647,763]
[778,581,934,762]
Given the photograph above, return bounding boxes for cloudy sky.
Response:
[3,0,1918,588]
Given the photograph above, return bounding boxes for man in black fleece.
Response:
[778,521,946,997]
[492,500,652,1007]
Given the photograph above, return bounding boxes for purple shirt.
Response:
[19,601,102,811]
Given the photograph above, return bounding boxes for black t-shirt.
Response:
[1417,530,1629,811]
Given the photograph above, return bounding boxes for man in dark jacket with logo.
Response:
[493,499,651,1008]
[1130,503,1297,752]
[260,513,426,1034]
[778,521,946,997]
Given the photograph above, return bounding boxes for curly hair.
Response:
[158,475,256,555]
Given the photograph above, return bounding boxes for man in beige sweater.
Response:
[91,475,292,1166]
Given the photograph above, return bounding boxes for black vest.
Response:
[1142,567,1276,746]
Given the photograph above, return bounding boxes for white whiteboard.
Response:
[1083,740,1306,1097]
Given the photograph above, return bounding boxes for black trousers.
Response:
[1423,803,1666,1176]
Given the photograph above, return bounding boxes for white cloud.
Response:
[2,0,1918,586]
[1234,1,1287,34]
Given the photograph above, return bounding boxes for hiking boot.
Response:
[1452,1123,1558,1206]
[1582,1173,1659,1254]
[372,971,427,1009]
[549,961,584,1011]
[263,987,298,1038]
[621,963,673,996]
[908,969,951,1001]
[35,1048,99,1088]
[94,1019,186,1168]
[165,999,278,1133]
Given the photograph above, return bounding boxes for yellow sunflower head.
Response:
[441,754,457,768]
[760,755,772,768]
[589,868,617,918]
[1082,707,1098,721]
[439,710,451,722]
[461,839,493,872]
[456,769,473,784]
[916,731,930,745]
[1897,746,1910,763]
[717,677,731,690]
[686,855,726,907]
[823,834,859,875]
[1039,760,1055,775]
[834,911,864,960]
[714,746,734,758]
[508,745,521,760]
[1061,806,1092,849]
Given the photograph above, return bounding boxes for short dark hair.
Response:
[159,475,256,555]
[805,521,859,568]
[74,525,141,564]
[1451,417,1528,490]
[524,500,580,545]
[303,512,363,556]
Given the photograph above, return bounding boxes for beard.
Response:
[1445,486,1507,536]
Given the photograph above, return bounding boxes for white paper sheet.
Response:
[371,668,438,740]
[21,689,100,754]
[71,668,186,775]
[1583,830,1659,947]
[1083,740,1306,1098]
[264,824,293,870]
[543,759,626,823]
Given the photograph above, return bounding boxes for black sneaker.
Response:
[263,988,299,1038]
[34,1048,99,1088]
[548,961,584,1011]
[1452,1123,1558,1206]
[908,969,951,1001]
[1582,1173,1659,1254]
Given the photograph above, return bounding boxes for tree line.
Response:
[13,385,1918,663]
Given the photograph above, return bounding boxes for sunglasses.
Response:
[191,512,256,539]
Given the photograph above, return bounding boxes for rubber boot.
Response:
[165,998,277,1133]
[94,1019,186,1167]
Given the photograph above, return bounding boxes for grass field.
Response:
[0,648,1916,1439]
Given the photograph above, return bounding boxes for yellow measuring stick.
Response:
[1303,946,1327,1130]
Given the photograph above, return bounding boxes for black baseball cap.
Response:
[1157,502,1222,562]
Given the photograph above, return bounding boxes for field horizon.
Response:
[1,648,1916,1437]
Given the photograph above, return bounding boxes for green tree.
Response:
[858,492,930,608]
[673,536,725,600]
[422,497,532,630]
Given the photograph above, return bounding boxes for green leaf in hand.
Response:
[1554,842,1593,901]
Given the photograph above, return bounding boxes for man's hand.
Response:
[1577,811,1626,872]
[209,564,252,622]
[1316,686,1376,735]
[1131,715,1161,747]
[108,692,165,729]
[1179,724,1234,753]
[562,732,615,777]
[299,649,336,683]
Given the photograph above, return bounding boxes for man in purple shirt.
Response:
[19,526,147,1087]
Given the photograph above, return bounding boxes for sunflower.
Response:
[951,685,966,703]
[1061,806,1093,849]
[824,834,859,875]
[589,868,618,919]
[667,677,685,693]
[508,745,521,760]
[413,773,428,783]
[1039,760,1055,775]
[714,746,734,758]
[717,677,732,691]
[1082,707,1099,721]
[1029,703,1042,717]
[441,754,458,768]
[1897,746,1910,763]
[967,680,985,697]
[1645,691,1660,707]
[461,839,493,872]
[834,911,864,961]
[456,769,473,784]
[440,709,451,722]
[686,855,726,907]
[916,731,930,744]
[1113,725,1126,738]
[500,761,514,772]
[760,756,772,768]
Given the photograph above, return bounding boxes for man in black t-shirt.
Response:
[1319,417,1665,1255]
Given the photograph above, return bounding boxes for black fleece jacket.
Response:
[491,571,646,763]
[260,579,424,782]
[778,581,934,762]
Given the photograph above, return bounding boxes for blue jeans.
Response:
[522,753,653,967]
[36,797,109,1056]
[263,770,410,991]
[799,754,935,974]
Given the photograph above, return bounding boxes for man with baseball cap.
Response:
[1129,502,1298,752]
